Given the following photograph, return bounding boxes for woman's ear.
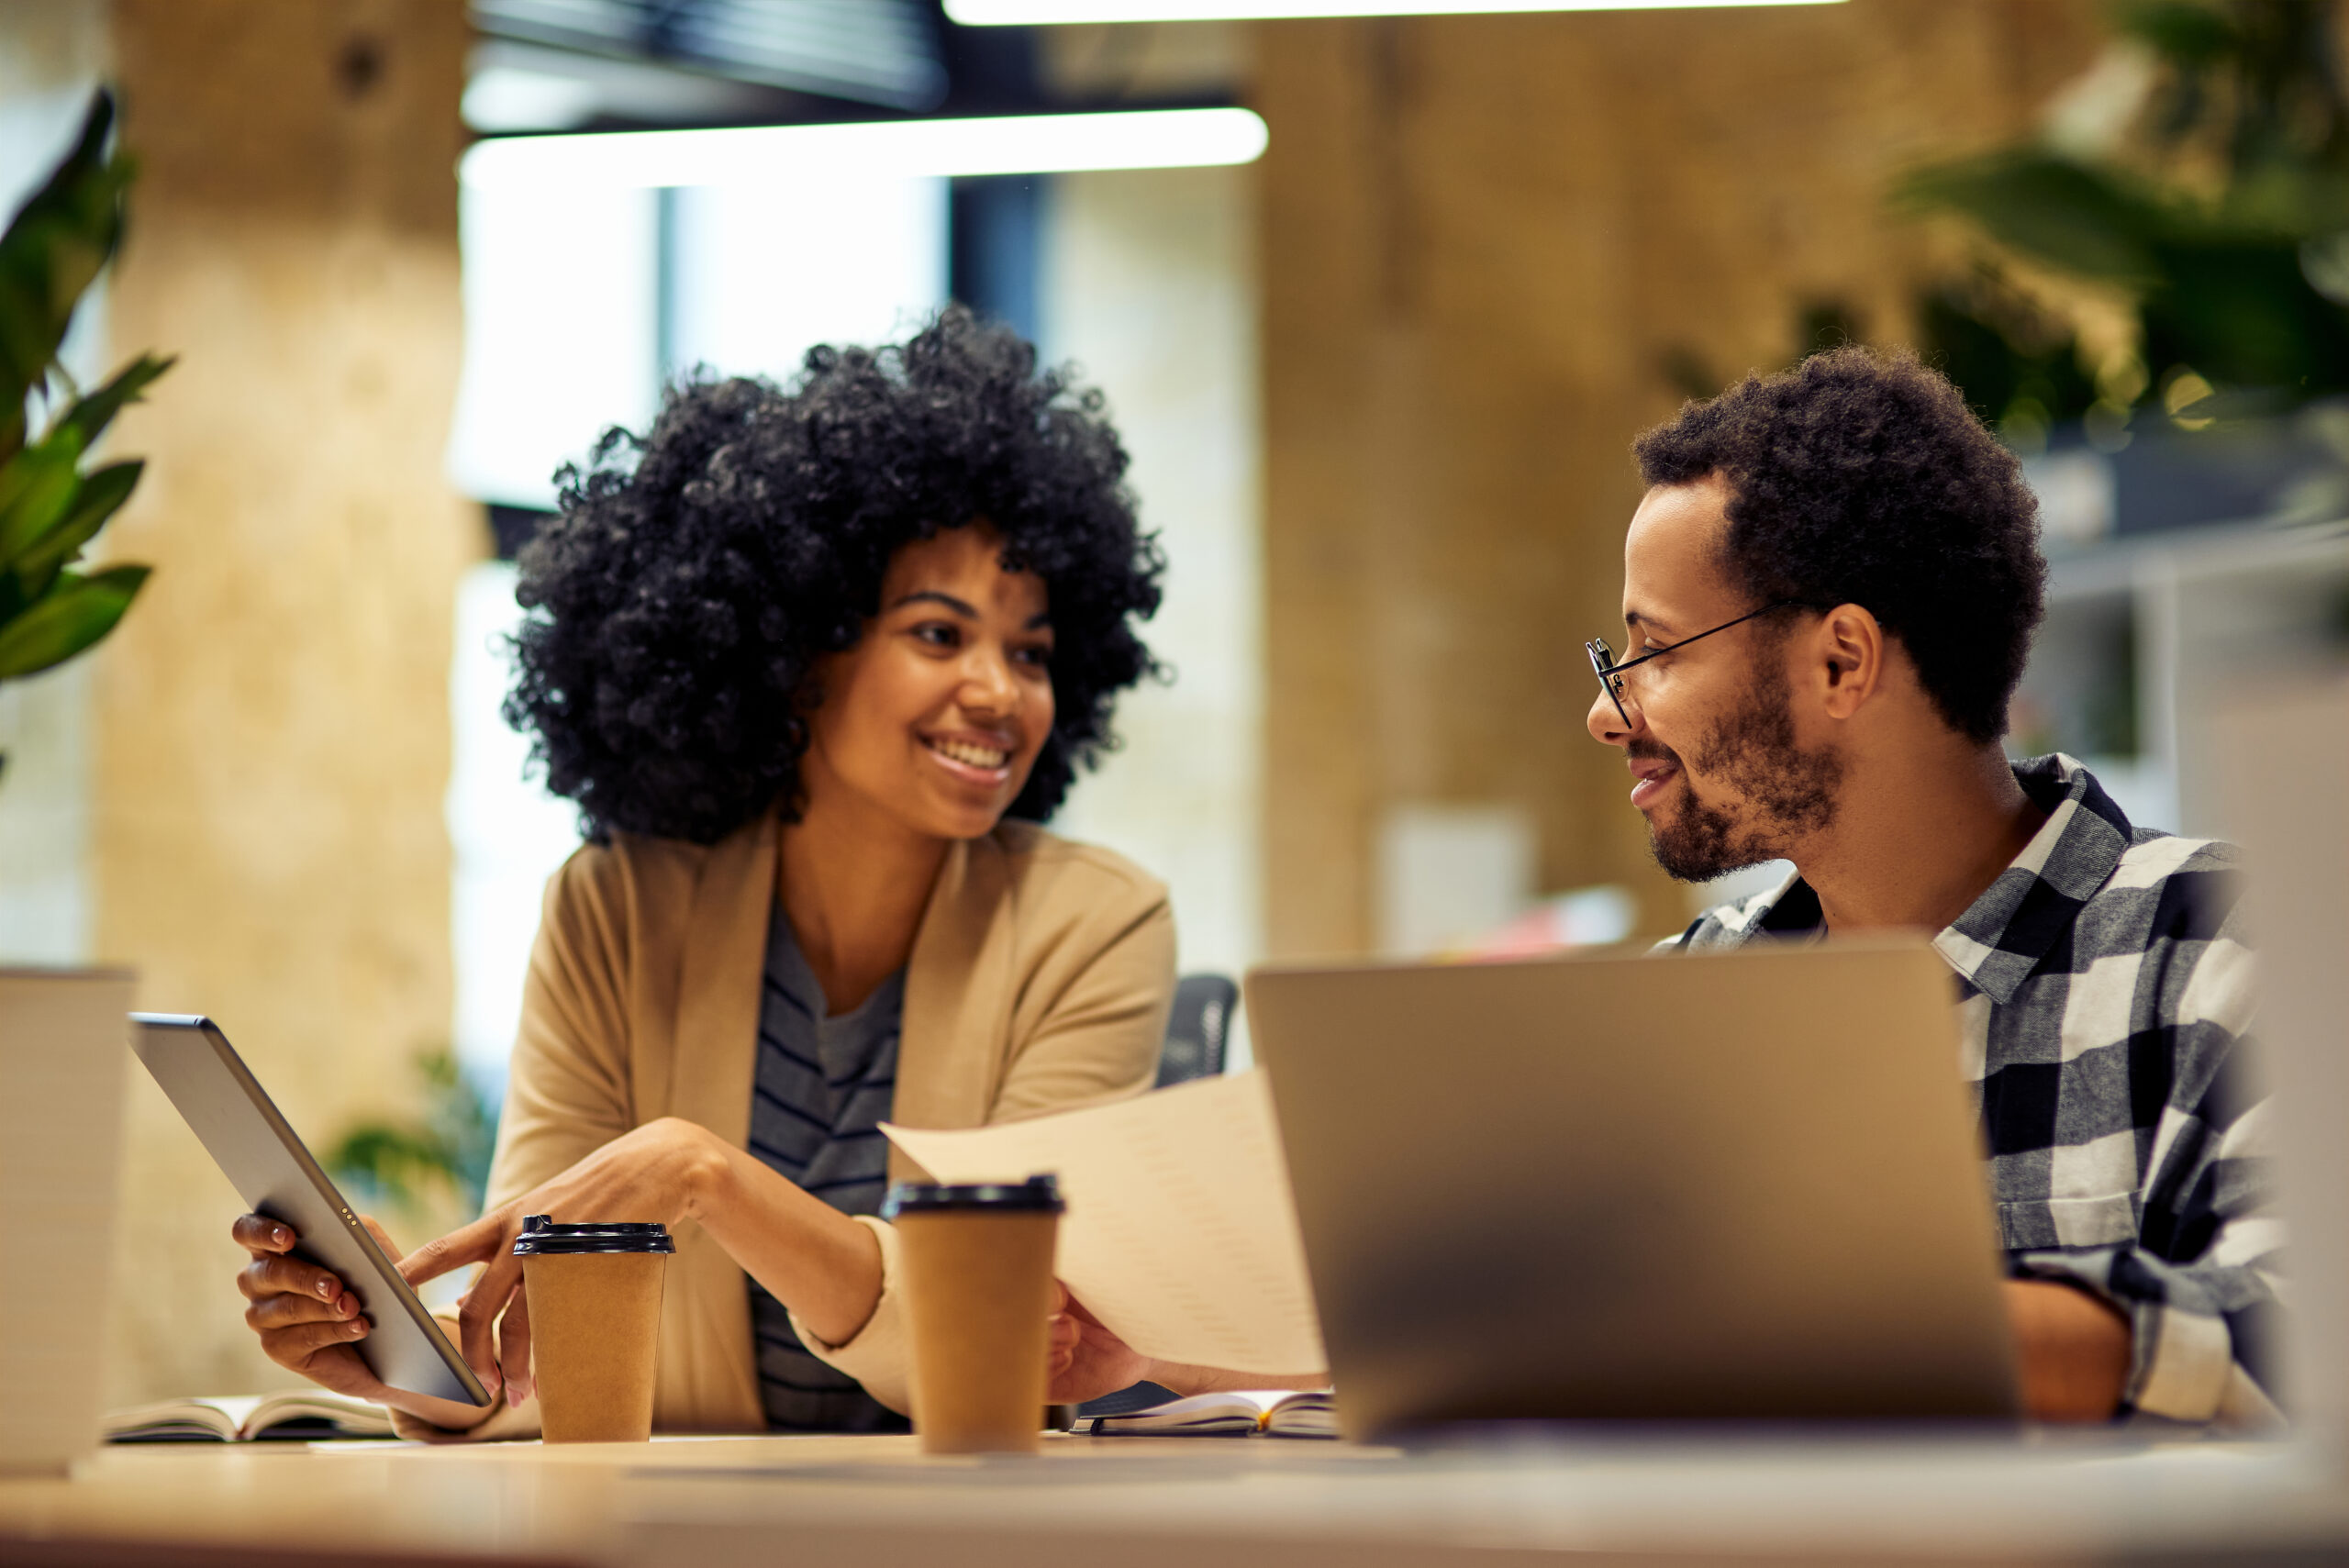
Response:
[1810,603,1885,720]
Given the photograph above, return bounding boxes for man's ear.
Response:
[1807,603,1885,720]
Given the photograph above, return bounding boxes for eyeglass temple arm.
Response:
[1600,600,1798,677]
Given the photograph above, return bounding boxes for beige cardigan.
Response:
[406,812,1173,1440]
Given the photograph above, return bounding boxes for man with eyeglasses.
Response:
[1588,348,2274,1429]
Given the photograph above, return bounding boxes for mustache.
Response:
[1626,740,1681,767]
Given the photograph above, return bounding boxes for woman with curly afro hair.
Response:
[229,308,1182,1439]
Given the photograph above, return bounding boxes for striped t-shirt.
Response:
[745,905,911,1434]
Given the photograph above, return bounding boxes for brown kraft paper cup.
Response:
[512,1216,672,1443]
[885,1176,1064,1455]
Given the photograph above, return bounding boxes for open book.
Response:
[105,1392,395,1443]
[1077,1389,1338,1439]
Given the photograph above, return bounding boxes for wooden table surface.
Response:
[6,1430,2348,1568]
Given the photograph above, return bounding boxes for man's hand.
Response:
[1046,1284,1157,1404]
[1044,1284,1330,1404]
[2003,1278,2132,1422]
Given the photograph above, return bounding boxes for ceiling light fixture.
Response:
[946,0,1841,21]
[459,106,1270,191]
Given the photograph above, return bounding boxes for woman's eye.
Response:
[912,622,960,649]
[1016,643,1053,668]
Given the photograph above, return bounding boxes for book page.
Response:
[246,1390,395,1438]
[882,1069,1327,1375]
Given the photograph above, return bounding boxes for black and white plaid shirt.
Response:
[1672,754,2278,1427]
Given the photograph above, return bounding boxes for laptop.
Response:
[1244,936,2021,1440]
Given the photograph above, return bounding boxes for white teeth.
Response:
[929,738,1008,770]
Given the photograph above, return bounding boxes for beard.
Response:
[1640,664,1842,883]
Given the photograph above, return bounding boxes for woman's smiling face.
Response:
[797,524,1056,842]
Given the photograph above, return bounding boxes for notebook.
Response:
[106,1392,395,1443]
[1078,1389,1338,1439]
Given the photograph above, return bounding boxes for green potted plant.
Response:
[0,86,173,1477]
[0,88,166,757]
[1896,0,2349,503]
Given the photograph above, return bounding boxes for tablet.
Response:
[129,1014,495,1408]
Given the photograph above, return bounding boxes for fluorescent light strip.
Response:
[459,107,1269,191]
[948,0,1841,20]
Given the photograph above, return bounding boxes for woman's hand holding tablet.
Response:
[231,1118,724,1418]
[229,1213,495,1432]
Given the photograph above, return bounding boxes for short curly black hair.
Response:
[505,306,1165,844]
[1632,346,2045,744]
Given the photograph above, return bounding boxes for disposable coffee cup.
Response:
[882,1174,1065,1455]
[512,1215,673,1443]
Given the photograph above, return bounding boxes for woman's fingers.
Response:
[245,1285,362,1332]
[261,1313,371,1363]
[231,1213,297,1256]
[398,1207,511,1288]
[236,1251,343,1306]
[497,1285,534,1407]
[454,1262,524,1395]
[394,1206,524,1397]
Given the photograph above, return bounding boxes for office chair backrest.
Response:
[1155,973,1236,1087]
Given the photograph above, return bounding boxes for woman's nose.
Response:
[961,645,1019,714]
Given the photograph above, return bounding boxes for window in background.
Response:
[446,181,660,509]
[951,174,1048,346]
[662,175,949,383]
[447,562,578,1094]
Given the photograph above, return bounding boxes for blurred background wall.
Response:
[1257,4,2107,956]
[0,0,2342,1406]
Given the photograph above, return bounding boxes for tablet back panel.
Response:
[129,1016,488,1407]
[1245,939,2020,1440]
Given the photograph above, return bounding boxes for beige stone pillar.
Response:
[95,0,476,1404]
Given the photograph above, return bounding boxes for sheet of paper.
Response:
[882,1069,1327,1375]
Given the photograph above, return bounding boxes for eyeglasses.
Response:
[1585,602,1800,729]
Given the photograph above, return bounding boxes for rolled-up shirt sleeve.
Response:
[2015,1029,2285,1427]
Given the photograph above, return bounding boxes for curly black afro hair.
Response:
[505,306,1165,845]
[1632,346,2045,744]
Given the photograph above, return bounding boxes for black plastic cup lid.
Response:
[880,1173,1063,1218]
[510,1214,675,1256]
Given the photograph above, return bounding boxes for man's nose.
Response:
[1586,684,1633,748]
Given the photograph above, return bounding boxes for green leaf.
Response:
[8,459,139,603]
[0,436,87,566]
[2110,1,2238,67]
[51,353,173,452]
[1895,150,2167,285]
[0,562,148,680]
[0,90,126,433]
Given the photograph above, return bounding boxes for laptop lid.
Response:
[1245,937,2021,1440]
